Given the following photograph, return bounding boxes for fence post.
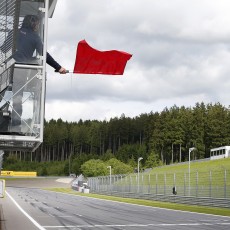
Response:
[148,174,151,194]
[129,175,131,193]
[184,173,186,196]
[164,173,166,195]
[209,170,212,197]
[156,173,158,195]
[174,172,176,187]
[224,169,227,199]
[125,175,127,193]
[141,173,144,193]
[196,171,198,197]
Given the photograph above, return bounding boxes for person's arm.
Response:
[34,34,66,74]
[46,52,67,74]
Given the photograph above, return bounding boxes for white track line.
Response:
[43,222,230,228]
[6,191,46,230]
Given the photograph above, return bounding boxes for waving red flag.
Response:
[73,40,132,75]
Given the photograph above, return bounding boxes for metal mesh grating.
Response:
[0,0,21,94]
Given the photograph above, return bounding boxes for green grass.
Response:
[45,188,230,217]
[152,158,230,174]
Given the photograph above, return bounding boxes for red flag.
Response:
[73,40,132,75]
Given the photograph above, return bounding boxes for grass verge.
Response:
[45,188,230,217]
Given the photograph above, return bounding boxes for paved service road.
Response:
[1,185,230,230]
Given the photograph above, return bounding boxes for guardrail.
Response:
[0,150,3,175]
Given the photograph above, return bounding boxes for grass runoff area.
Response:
[46,188,230,217]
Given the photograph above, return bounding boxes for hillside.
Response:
[150,158,230,174]
[139,158,230,196]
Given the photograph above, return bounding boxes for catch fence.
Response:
[88,169,230,208]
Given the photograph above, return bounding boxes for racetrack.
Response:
[1,178,230,230]
[4,177,73,188]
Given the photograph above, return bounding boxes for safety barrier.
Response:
[0,179,5,198]
[0,170,37,177]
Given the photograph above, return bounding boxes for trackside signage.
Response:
[0,171,37,177]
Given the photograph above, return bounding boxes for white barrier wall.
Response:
[0,179,5,198]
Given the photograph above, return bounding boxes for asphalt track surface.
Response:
[1,178,230,230]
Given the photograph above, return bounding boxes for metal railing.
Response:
[0,150,3,174]
[88,169,230,208]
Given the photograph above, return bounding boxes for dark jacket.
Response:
[1,28,61,71]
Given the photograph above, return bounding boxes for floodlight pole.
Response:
[189,147,195,196]
[138,157,143,193]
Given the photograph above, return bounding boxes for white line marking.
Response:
[6,191,46,230]
[75,214,83,217]
[43,222,230,228]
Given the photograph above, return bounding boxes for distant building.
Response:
[210,146,230,160]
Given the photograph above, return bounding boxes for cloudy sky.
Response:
[45,0,230,122]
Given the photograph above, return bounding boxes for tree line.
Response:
[4,102,230,175]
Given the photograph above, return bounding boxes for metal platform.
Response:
[0,0,57,152]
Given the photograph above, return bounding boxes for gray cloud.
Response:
[45,0,230,121]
